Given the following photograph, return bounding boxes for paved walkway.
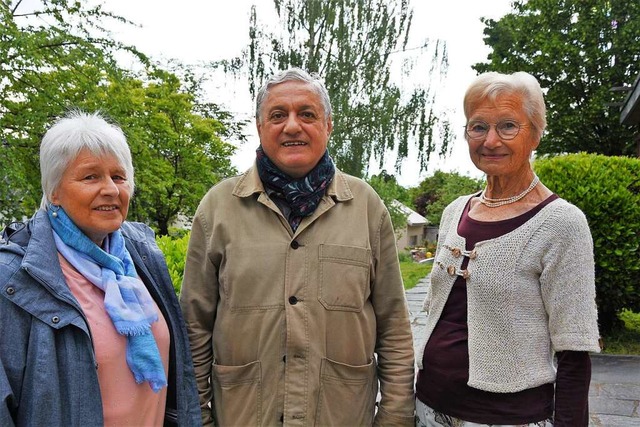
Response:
[406,276,640,427]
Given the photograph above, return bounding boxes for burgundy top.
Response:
[416,194,591,426]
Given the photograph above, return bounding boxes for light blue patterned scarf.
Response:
[48,205,167,393]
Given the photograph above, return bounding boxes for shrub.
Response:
[410,171,484,226]
[156,232,190,295]
[534,153,640,333]
[398,251,412,262]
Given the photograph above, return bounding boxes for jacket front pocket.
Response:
[318,244,371,312]
[211,360,262,426]
[315,357,377,426]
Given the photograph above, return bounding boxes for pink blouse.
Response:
[59,254,170,426]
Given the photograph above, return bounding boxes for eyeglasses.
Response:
[464,120,525,140]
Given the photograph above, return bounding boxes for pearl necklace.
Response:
[479,175,540,208]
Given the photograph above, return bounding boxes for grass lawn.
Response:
[601,310,640,355]
[399,261,432,290]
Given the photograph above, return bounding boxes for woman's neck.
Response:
[484,169,536,199]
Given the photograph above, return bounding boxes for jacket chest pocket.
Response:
[318,244,371,312]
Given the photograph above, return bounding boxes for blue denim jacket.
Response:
[0,210,201,426]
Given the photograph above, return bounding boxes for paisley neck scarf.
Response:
[256,146,335,231]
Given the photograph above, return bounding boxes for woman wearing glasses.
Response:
[415,72,600,427]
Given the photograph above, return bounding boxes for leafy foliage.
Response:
[534,153,640,333]
[236,0,452,177]
[600,310,640,355]
[410,171,484,225]
[475,0,640,156]
[0,1,238,233]
[85,70,237,235]
[367,171,411,233]
[0,0,138,221]
[156,232,190,294]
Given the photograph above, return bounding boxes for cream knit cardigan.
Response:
[416,194,600,393]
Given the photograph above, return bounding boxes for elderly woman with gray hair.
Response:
[0,111,200,426]
[415,72,600,427]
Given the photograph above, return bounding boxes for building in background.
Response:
[393,201,437,252]
[620,72,640,157]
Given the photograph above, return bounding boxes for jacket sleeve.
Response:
[371,209,416,427]
[0,360,17,427]
[179,209,219,426]
[0,248,20,427]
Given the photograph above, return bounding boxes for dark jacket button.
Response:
[290,240,300,249]
[6,286,15,295]
[288,296,298,305]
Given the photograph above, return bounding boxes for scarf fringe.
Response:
[135,376,168,393]
[115,323,153,337]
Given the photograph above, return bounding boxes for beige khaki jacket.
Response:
[180,165,415,426]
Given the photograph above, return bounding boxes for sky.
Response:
[106,0,515,186]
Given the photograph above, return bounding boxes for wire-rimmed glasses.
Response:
[464,120,525,140]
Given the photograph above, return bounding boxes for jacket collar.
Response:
[0,210,86,330]
[120,222,165,302]
[232,163,354,202]
[22,210,74,296]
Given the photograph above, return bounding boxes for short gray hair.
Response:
[39,110,134,210]
[463,71,547,141]
[255,68,332,121]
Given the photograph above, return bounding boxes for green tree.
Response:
[0,1,239,233]
[367,171,410,233]
[0,0,141,222]
[1,65,237,234]
[235,0,452,177]
[410,171,484,225]
[90,70,237,235]
[475,0,640,156]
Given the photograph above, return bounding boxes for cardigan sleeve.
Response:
[539,204,600,353]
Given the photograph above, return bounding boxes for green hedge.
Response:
[534,153,640,333]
